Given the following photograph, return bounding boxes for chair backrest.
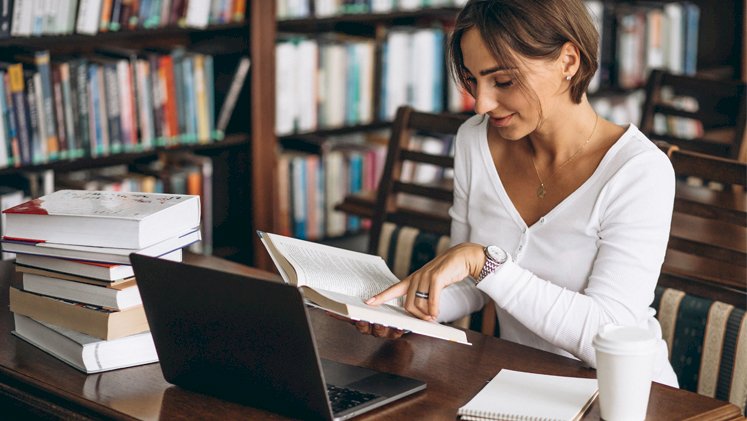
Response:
[655,142,746,307]
[640,70,747,161]
[367,107,499,336]
[653,286,747,415]
[368,106,466,254]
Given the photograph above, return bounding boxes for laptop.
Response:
[130,254,426,421]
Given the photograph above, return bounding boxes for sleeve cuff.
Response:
[475,259,524,306]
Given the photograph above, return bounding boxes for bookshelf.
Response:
[0,1,275,268]
[0,1,742,271]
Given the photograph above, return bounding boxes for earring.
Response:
[565,75,572,81]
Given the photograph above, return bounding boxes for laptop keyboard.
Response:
[327,384,380,414]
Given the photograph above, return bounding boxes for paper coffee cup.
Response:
[593,324,656,421]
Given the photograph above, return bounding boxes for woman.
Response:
[362,0,679,386]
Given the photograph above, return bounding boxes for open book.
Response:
[257,231,470,345]
[458,369,598,421]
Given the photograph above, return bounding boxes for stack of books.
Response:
[1,189,202,373]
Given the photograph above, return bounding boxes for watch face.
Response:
[486,245,507,264]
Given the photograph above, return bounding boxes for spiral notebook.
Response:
[457,369,598,421]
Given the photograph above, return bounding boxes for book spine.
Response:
[181,54,197,143]
[34,51,59,160]
[290,154,307,239]
[76,0,103,35]
[216,56,250,135]
[169,49,186,142]
[27,73,45,164]
[193,53,210,143]
[109,0,123,31]
[159,55,179,144]
[7,64,31,165]
[103,63,122,153]
[135,58,155,149]
[2,71,21,167]
[204,54,215,140]
[0,0,13,38]
[0,70,8,167]
[51,65,69,159]
[73,59,91,158]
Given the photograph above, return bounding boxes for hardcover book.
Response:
[12,314,158,374]
[2,228,200,265]
[21,273,141,310]
[258,231,470,345]
[2,189,201,249]
[15,249,182,281]
[9,287,149,340]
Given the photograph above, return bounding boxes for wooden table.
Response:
[0,256,742,420]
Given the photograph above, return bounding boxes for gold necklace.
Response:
[529,113,599,199]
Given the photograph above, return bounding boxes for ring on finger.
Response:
[414,290,429,299]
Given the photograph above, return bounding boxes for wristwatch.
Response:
[475,245,509,285]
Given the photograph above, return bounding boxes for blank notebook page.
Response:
[457,369,598,421]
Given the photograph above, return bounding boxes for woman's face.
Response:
[460,28,566,140]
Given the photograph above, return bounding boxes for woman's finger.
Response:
[404,273,431,320]
[366,279,410,305]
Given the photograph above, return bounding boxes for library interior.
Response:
[0,0,744,419]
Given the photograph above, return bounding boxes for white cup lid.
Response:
[592,324,656,355]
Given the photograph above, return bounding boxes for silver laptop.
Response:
[130,254,426,421]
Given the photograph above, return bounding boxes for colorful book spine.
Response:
[34,52,59,161]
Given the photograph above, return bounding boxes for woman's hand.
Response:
[365,243,486,321]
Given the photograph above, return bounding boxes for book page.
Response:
[266,233,401,301]
[302,287,469,345]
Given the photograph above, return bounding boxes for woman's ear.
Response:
[560,42,581,81]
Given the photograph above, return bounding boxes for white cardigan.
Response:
[438,115,678,387]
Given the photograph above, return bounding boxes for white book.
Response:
[22,272,141,309]
[371,0,393,13]
[324,42,347,128]
[665,3,684,74]
[384,30,410,120]
[12,314,158,374]
[412,28,437,113]
[275,40,297,135]
[2,190,201,249]
[15,249,182,281]
[314,0,339,17]
[59,0,79,34]
[185,0,211,28]
[356,41,375,124]
[2,228,201,265]
[10,0,33,37]
[258,231,470,345]
[75,0,102,35]
[297,39,318,132]
[458,369,598,421]
[397,0,421,11]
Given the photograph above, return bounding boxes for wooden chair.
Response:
[640,69,747,161]
[656,141,746,307]
[653,286,747,415]
[336,106,499,335]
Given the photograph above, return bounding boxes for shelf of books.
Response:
[0,0,256,264]
[275,1,464,243]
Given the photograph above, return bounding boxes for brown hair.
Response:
[448,0,599,105]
